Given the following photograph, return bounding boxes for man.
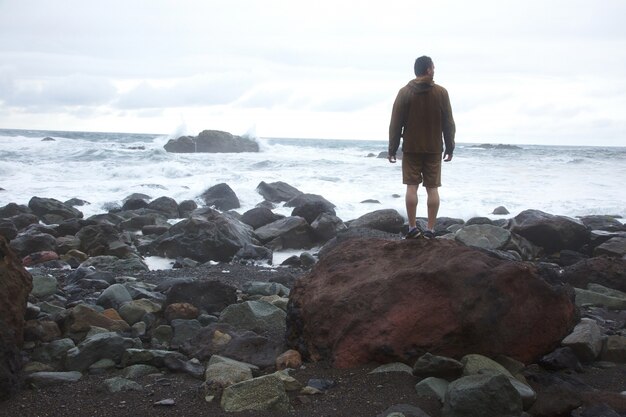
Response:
[388,56,455,239]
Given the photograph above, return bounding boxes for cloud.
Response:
[2,73,116,110]
[115,72,256,109]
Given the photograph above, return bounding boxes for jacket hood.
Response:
[407,76,435,93]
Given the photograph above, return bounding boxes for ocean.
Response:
[1,128,625,227]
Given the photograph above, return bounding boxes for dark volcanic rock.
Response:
[200,183,240,211]
[240,207,283,230]
[561,257,626,292]
[181,323,283,368]
[28,197,83,224]
[76,224,135,258]
[256,181,302,203]
[164,130,259,153]
[0,203,31,218]
[254,216,314,250]
[8,213,39,231]
[577,215,624,232]
[348,209,404,234]
[9,231,57,258]
[311,213,347,243]
[509,209,590,254]
[152,211,255,263]
[164,280,237,315]
[121,197,149,211]
[147,196,180,219]
[178,200,198,218]
[291,199,336,224]
[287,238,576,368]
[0,221,18,242]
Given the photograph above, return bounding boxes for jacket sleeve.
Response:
[441,88,456,155]
[388,89,407,156]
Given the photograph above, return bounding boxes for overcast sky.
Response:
[1,0,625,146]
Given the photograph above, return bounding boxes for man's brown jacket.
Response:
[388,76,455,157]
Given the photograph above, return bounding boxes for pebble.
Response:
[154,398,176,406]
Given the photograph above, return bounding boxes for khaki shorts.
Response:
[402,152,442,187]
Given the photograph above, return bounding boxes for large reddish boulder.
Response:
[286,238,577,368]
[0,236,32,345]
[0,236,33,400]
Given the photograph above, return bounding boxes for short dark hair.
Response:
[414,56,434,76]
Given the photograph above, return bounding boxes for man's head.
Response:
[414,56,434,76]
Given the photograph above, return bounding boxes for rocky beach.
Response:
[0,174,625,417]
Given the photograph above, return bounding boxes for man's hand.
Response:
[388,154,397,163]
[443,153,453,162]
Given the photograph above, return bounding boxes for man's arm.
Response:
[388,89,406,162]
[441,88,455,161]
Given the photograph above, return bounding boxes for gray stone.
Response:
[256,181,302,203]
[131,321,146,338]
[272,369,302,392]
[219,300,286,337]
[28,371,82,386]
[600,335,626,363]
[461,354,513,377]
[205,359,254,390]
[348,209,404,234]
[413,352,463,379]
[119,299,161,325]
[104,376,143,393]
[170,319,202,347]
[376,405,431,417]
[151,325,173,348]
[96,283,133,310]
[121,348,188,368]
[31,274,58,298]
[89,358,116,371]
[370,362,414,375]
[588,283,626,298]
[454,224,539,260]
[65,332,138,372]
[32,338,75,364]
[38,301,66,315]
[594,236,626,258]
[415,377,449,402]
[254,216,314,250]
[123,364,160,379]
[220,374,292,412]
[575,288,626,309]
[442,373,522,417]
[507,376,537,409]
[561,318,603,362]
[79,255,149,273]
[455,224,510,249]
[243,281,290,297]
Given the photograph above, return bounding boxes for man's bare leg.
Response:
[425,187,440,230]
[405,184,419,228]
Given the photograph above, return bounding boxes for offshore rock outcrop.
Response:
[163,130,259,153]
